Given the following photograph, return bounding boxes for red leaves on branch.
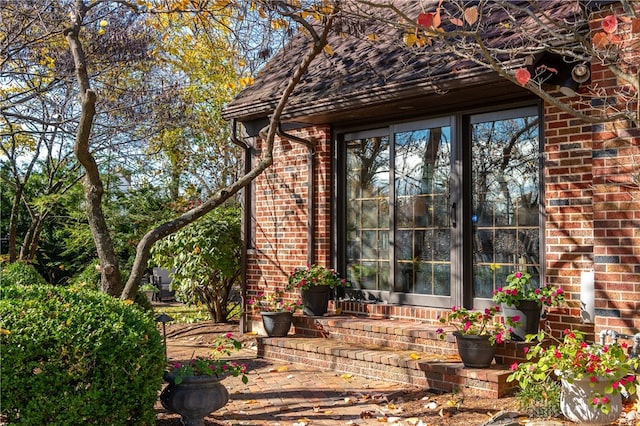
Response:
[515,68,531,86]
[592,32,609,48]
[417,12,434,29]
[602,15,618,34]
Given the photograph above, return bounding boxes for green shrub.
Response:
[515,378,562,418]
[66,260,101,290]
[0,261,47,286]
[0,284,165,425]
[151,205,242,322]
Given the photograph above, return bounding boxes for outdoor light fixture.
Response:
[530,53,590,98]
[571,63,591,83]
[155,313,174,361]
[559,63,590,97]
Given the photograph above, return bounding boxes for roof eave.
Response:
[223,68,503,123]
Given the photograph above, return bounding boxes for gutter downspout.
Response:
[231,119,251,334]
[277,124,316,267]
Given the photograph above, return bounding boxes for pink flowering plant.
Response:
[287,264,350,291]
[508,329,638,415]
[436,305,516,345]
[248,289,302,313]
[492,270,565,307]
[166,333,248,384]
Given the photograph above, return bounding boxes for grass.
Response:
[154,304,210,324]
[153,302,242,324]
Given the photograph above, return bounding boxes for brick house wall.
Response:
[544,7,640,340]
[244,7,640,342]
[246,125,333,317]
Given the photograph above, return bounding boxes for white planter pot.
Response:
[560,377,622,425]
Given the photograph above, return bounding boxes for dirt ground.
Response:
[155,321,640,426]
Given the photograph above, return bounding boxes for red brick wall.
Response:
[245,125,332,313]
[545,7,640,339]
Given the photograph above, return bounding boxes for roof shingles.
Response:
[224,1,585,123]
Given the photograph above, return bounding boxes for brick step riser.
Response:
[322,330,458,354]
[258,338,516,398]
[288,316,531,366]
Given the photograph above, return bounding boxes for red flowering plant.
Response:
[286,264,350,291]
[436,305,517,345]
[508,329,639,415]
[165,333,248,385]
[248,289,302,313]
[492,270,565,308]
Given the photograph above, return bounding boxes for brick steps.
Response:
[252,314,524,398]
[257,335,516,398]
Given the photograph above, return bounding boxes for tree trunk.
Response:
[19,213,47,261]
[65,5,122,296]
[7,184,23,262]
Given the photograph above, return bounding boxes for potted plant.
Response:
[160,333,248,426]
[437,305,515,368]
[492,270,565,340]
[140,283,159,302]
[248,289,302,337]
[287,264,349,316]
[508,329,638,425]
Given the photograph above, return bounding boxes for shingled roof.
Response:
[223,1,588,127]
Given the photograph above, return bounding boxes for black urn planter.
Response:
[453,332,496,368]
[501,300,542,341]
[260,311,293,337]
[160,373,229,426]
[300,285,331,316]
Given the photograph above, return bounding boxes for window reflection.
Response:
[394,126,451,296]
[346,136,390,291]
[471,115,540,299]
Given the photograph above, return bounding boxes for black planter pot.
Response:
[453,332,496,368]
[160,373,229,426]
[260,311,293,337]
[300,285,331,316]
[501,300,542,341]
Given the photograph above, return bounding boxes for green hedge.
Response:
[0,261,47,286]
[0,284,165,425]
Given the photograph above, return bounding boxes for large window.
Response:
[340,106,542,308]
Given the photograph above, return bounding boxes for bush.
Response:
[151,205,242,322]
[66,260,101,290]
[0,284,165,425]
[0,261,47,286]
[515,378,562,418]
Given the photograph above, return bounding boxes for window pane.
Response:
[346,136,390,291]
[394,125,451,296]
[471,113,540,298]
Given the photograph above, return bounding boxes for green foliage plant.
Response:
[166,333,248,385]
[287,263,350,291]
[492,270,565,307]
[436,305,516,345]
[508,329,639,415]
[151,206,241,322]
[248,288,302,313]
[515,378,562,418]
[0,261,47,286]
[0,284,165,425]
